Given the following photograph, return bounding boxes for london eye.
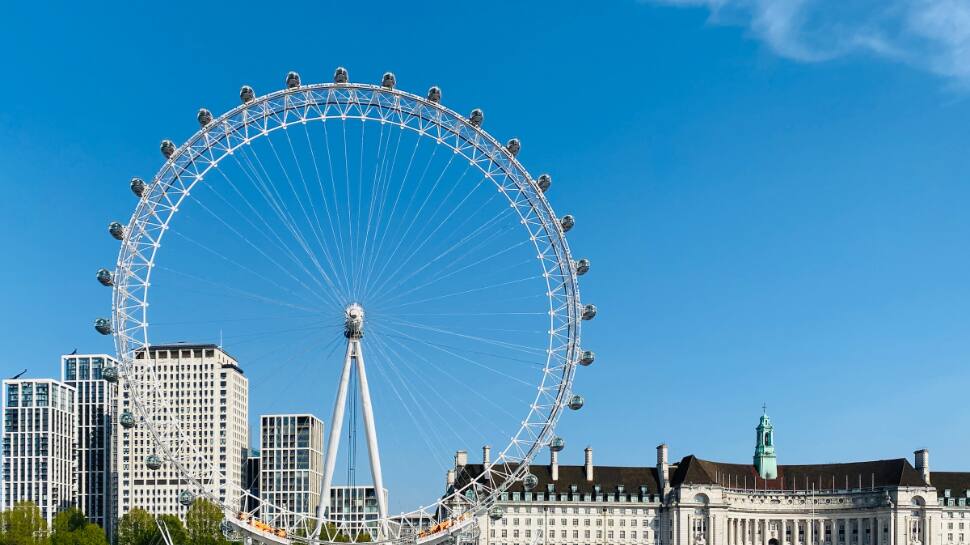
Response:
[95,67,596,544]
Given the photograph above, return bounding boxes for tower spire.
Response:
[753,408,777,479]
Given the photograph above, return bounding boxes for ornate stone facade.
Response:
[450,413,970,545]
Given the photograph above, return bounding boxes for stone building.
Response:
[452,411,970,545]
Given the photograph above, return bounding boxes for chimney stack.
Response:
[482,445,491,466]
[551,449,559,481]
[447,468,455,487]
[657,444,670,494]
[914,449,930,485]
[584,446,594,482]
[455,450,468,468]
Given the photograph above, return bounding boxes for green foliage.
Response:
[0,501,48,545]
[50,508,106,545]
[115,509,156,545]
[184,499,226,545]
[156,515,186,545]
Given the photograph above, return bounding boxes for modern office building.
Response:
[451,411,970,545]
[61,353,118,533]
[118,343,248,518]
[329,485,388,537]
[1,379,76,527]
[246,449,261,516]
[259,414,324,528]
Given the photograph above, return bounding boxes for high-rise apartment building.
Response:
[329,485,387,537]
[61,354,118,533]
[259,414,324,528]
[1,379,76,526]
[118,343,248,518]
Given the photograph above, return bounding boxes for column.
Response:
[795,520,801,545]
[807,519,813,545]
[782,520,788,545]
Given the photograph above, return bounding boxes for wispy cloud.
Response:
[648,0,970,84]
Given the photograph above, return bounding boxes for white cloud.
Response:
[648,0,970,84]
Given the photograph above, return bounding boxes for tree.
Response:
[50,508,105,545]
[156,515,186,545]
[1,501,48,545]
[185,499,226,545]
[115,509,156,545]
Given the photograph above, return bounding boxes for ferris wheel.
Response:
[95,67,597,544]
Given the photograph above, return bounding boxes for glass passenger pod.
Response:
[179,490,194,506]
[285,71,301,89]
[506,138,521,158]
[574,258,590,275]
[94,318,112,335]
[146,454,162,470]
[560,215,575,232]
[567,395,584,410]
[468,108,484,127]
[101,366,119,383]
[581,304,597,320]
[579,350,595,366]
[537,174,552,193]
[488,506,504,521]
[523,473,539,491]
[333,67,349,84]
[197,108,213,127]
[549,436,565,452]
[108,222,124,241]
[427,86,442,103]
[239,85,255,103]
[381,72,396,89]
[96,268,113,286]
[129,177,145,197]
[159,139,175,159]
[120,410,135,429]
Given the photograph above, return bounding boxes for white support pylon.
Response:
[313,304,388,539]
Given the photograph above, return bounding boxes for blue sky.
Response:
[2,0,970,509]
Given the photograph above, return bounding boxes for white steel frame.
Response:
[109,80,585,544]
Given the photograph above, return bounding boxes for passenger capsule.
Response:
[537,174,552,193]
[549,436,565,452]
[96,268,113,287]
[285,71,301,88]
[427,86,442,103]
[94,318,112,336]
[464,487,477,500]
[382,72,396,89]
[560,215,575,233]
[179,490,194,507]
[130,177,146,198]
[574,258,590,276]
[102,366,119,384]
[581,304,597,321]
[334,67,349,84]
[579,350,595,366]
[468,109,484,127]
[145,454,162,470]
[568,394,584,410]
[108,222,124,241]
[523,473,538,491]
[197,108,213,127]
[488,506,504,521]
[506,138,521,158]
[119,410,135,429]
[160,140,176,159]
[240,85,255,103]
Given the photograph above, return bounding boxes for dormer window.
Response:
[570,485,578,493]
